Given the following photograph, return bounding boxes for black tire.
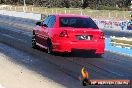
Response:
[96,54,102,58]
[47,39,53,54]
[32,35,37,49]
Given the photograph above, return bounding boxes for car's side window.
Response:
[47,16,56,28]
[42,15,51,26]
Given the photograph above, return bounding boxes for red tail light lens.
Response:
[100,32,105,39]
[59,30,68,37]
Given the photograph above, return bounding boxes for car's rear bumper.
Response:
[52,40,105,54]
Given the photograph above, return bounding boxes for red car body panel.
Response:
[33,14,105,54]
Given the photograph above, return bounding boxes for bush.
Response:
[119,7,129,11]
[0,0,130,11]
[70,0,81,8]
[97,5,120,10]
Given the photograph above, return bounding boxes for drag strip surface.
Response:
[0,43,80,88]
[0,20,132,78]
[0,19,132,88]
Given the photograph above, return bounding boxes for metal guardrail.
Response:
[111,42,132,48]
[110,36,132,48]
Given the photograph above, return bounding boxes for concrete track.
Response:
[0,16,132,88]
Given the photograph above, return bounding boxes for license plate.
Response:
[76,35,92,40]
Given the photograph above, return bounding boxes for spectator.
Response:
[127,14,132,30]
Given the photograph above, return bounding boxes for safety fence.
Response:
[0,5,130,21]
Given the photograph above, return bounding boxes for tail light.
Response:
[100,32,105,39]
[59,30,68,37]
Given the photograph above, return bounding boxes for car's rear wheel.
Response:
[96,54,102,58]
[47,39,53,54]
[32,34,37,49]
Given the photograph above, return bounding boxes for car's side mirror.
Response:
[42,24,48,27]
[36,21,42,26]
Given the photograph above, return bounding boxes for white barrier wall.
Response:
[0,10,41,20]
[94,19,129,30]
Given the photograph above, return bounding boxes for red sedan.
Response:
[32,14,105,55]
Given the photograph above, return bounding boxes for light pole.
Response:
[23,0,26,12]
[129,1,132,16]
[81,0,84,6]
[80,0,84,15]
[130,1,132,19]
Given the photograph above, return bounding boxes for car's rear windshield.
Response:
[59,17,98,29]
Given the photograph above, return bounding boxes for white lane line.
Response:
[0,84,5,88]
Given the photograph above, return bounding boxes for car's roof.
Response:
[51,14,89,18]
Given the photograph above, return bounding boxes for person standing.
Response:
[79,67,91,86]
[127,14,132,30]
